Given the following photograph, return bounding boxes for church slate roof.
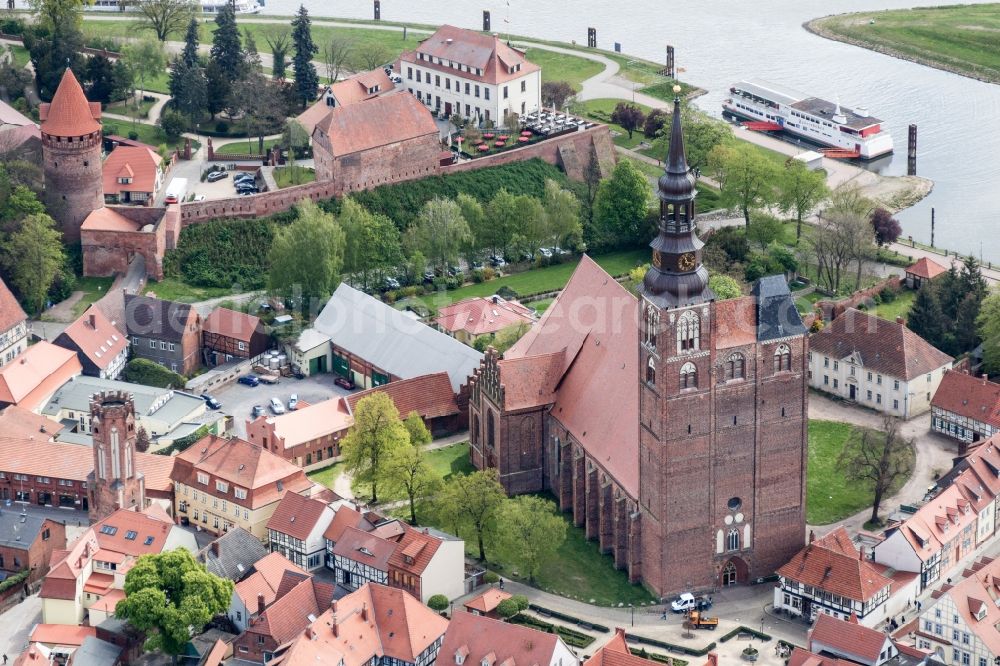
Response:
[753,275,807,342]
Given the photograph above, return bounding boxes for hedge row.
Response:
[718,626,773,643]
[629,648,689,666]
[123,359,187,390]
[529,603,611,633]
[0,570,29,595]
[624,633,717,658]
[508,614,595,648]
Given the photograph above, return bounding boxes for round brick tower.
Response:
[40,69,104,244]
[87,390,145,522]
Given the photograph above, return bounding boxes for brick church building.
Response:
[468,92,809,597]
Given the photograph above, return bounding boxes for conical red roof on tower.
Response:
[39,69,101,136]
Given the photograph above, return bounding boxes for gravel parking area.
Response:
[209,373,352,438]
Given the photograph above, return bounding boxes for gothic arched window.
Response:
[646,356,656,385]
[487,412,496,450]
[727,528,740,552]
[680,362,697,390]
[725,353,745,381]
[676,311,700,353]
[644,307,659,347]
[774,344,792,373]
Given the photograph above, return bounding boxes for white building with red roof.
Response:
[39,506,197,625]
[53,306,129,379]
[931,370,1000,447]
[102,145,164,205]
[229,550,309,631]
[793,613,905,666]
[0,276,27,367]
[0,340,82,410]
[399,24,541,125]
[266,491,335,570]
[435,295,536,345]
[440,611,576,666]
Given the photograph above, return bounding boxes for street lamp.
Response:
[629,603,634,627]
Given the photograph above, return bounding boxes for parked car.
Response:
[670,593,713,613]
[238,374,260,387]
[384,277,400,290]
[422,272,435,284]
[234,172,255,183]
[192,194,206,202]
[288,394,298,410]
[201,394,222,410]
[390,74,402,83]
[269,397,286,415]
[447,265,462,277]
[488,255,507,268]
[251,404,265,418]
[207,171,229,183]
[539,248,553,258]
[334,376,356,390]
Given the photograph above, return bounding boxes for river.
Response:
[261,0,1000,260]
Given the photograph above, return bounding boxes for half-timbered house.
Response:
[202,307,269,367]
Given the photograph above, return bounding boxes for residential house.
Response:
[905,257,948,290]
[787,613,932,666]
[774,527,915,628]
[808,309,954,418]
[0,405,57,441]
[0,276,28,366]
[346,371,464,435]
[266,491,334,570]
[229,551,308,632]
[439,611,576,666]
[53,307,129,379]
[931,370,1000,447]
[323,503,374,567]
[874,483,980,592]
[585,628,717,666]
[463,588,511,619]
[202,307,269,367]
[293,282,482,392]
[0,341,82,410]
[123,293,202,375]
[296,68,397,134]
[399,24,541,124]
[102,145,164,205]
[170,434,318,538]
[197,526,269,581]
[39,506,197,625]
[934,440,1000,548]
[0,511,66,585]
[269,583,449,666]
[435,295,536,346]
[0,98,41,164]
[28,625,97,661]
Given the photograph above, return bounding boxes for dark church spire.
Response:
[639,86,713,309]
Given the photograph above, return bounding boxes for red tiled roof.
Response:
[435,297,535,337]
[440,611,561,666]
[323,504,373,543]
[0,406,56,441]
[92,508,175,557]
[29,624,96,647]
[787,647,854,666]
[809,308,953,381]
[778,527,892,602]
[907,257,947,280]
[235,551,308,609]
[496,352,563,412]
[246,577,326,647]
[893,483,979,561]
[464,588,510,613]
[809,613,891,664]
[314,93,438,157]
[400,25,540,86]
[332,526,396,570]
[330,68,395,106]
[39,69,101,136]
[102,145,162,196]
[585,630,661,666]
[937,555,1000,655]
[0,341,81,408]
[387,525,442,577]
[0,276,26,334]
[203,307,262,344]
[346,372,459,421]
[266,491,332,542]
[56,306,128,371]
[933,370,1000,428]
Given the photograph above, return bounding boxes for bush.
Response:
[124,358,187,389]
[215,121,229,133]
[879,285,899,303]
[483,572,500,585]
[0,18,26,35]
[158,109,187,141]
[427,594,449,612]
[497,598,521,620]
[496,285,518,300]
[128,131,139,141]
[0,569,29,595]
[163,217,276,289]
[400,286,419,298]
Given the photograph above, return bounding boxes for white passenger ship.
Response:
[87,0,261,13]
[722,79,893,159]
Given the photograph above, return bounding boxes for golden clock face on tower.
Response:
[678,252,696,271]
[653,250,664,269]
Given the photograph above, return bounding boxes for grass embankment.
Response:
[807,419,914,525]
[143,278,236,303]
[101,120,195,152]
[872,288,915,322]
[72,277,115,318]
[809,5,1000,84]
[273,166,316,188]
[215,137,281,156]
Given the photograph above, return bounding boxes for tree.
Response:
[593,159,650,247]
[291,5,319,109]
[28,0,83,33]
[158,108,187,140]
[321,35,354,83]
[643,108,668,138]
[22,0,85,101]
[340,200,401,292]
[122,38,166,113]
[354,42,390,71]
[491,322,530,354]
[483,571,500,586]
[708,274,741,300]
[907,284,945,354]
[650,107,732,171]
[268,199,345,303]
[264,27,290,81]
[610,102,645,139]
[282,119,311,155]
[496,598,520,620]
[385,443,440,524]
[84,53,117,104]
[484,189,519,260]
[427,594,449,613]
[204,60,230,117]
[456,193,486,265]
[540,80,574,110]
[495,495,566,583]
[407,197,472,275]
[839,416,913,525]
[745,212,783,252]
[135,426,151,453]
[403,411,431,447]
[180,17,200,68]
[955,292,982,353]
[778,160,829,240]
[229,72,285,152]
[870,207,901,248]
[168,57,207,122]
[542,179,582,250]
[210,3,242,83]
[341,392,410,504]
[242,30,263,75]
[708,142,780,226]
[134,0,194,42]
[440,469,506,561]
[2,212,63,314]
[827,185,875,291]
[977,292,1000,376]
[514,194,547,259]
[116,548,233,663]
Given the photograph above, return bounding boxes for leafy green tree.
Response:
[341,392,410,504]
[268,199,345,303]
[205,59,231,118]
[22,0,85,101]
[778,160,829,240]
[339,198,401,292]
[495,495,566,583]
[511,594,529,611]
[210,3,242,83]
[483,571,500,585]
[2,212,63,314]
[291,5,319,108]
[439,469,506,561]
[746,212,783,252]
[708,274,741,300]
[593,159,649,247]
[542,179,582,250]
[122,38,166,112]
[496,598,520,620]
[117,548,233,664]
[955,293,982,353]
[407,197,471,275]
[242,31,263,75]
[157,108,187,140]
[282,119,311,155]
[229,72,285,152]
[427,594,449,612]
[1,184,45,223]
[978,292,1000,376]
[514,194,547,259]
[457,192,487,264]
[403,411,432,447]
[907,284,945,348]
[28,0,83,32]
[134,0,194,42]
[708,142,780,226]
[540,80,575,110]
[264,27,290,81]
[84,53,117,104]
[385,443,440,524]
[651,108,732,172]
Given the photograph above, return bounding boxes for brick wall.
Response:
[0,519,66,585]
[817,277,902,321]
[81,206,177,280]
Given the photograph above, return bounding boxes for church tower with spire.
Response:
[39,68,103,243]
[637,87,809,594]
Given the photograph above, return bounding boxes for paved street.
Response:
[0,593,40,661]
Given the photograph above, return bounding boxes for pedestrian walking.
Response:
[499,578,505,590]
[4,653,9,664]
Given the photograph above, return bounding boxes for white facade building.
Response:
[0,278,27,367]
[399,24,541,126]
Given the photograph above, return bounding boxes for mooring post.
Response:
[665,45,675,79]
[907,124,917,175]
[931,207,935,248]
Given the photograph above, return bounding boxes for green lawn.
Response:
[101,120,191,152]
[215,137,281,156]
[273,165,316,188]
[424,442,475,480]
[525,48,603,91]
[807,419,914,525]
[577,98,655,149]
[529,298,555,314]
[72,277,115,318]
[307,460,345,489]
[811,5,1000,83]
[106,97,157,120]
[143,278,236,303]
[3,44,30,68]
[872,288,916,323]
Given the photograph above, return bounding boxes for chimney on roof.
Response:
[896,316,905,325]
[88,313,96,329]
[331,600,337,613]
[492,295,499,304]
[361,603,368,622]
[331,615,339,638]
[257,592,265,615]
[983,374,989,384]
[305,626,315,640]
[615,628,626,639]
[705,654,718,666]
[211,541,219,557]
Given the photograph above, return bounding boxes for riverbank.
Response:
[805,5,1000,85]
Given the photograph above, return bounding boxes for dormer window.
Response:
[359,546,374,556]
[456,656,464,666]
